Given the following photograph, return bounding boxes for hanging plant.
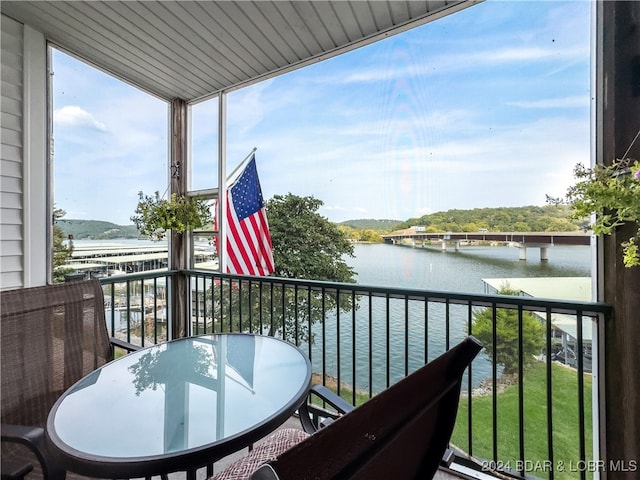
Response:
[550,159,640,268]
[131,191,212,241]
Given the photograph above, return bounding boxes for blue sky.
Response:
[52,0,591,225]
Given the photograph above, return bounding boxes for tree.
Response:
[53,207,74,283]
[205,194,357,344]
[468,286,545,376]
[266,194,356,283]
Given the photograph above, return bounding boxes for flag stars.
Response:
[230,158,264,221]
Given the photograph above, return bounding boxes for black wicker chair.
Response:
[211,336,482,480]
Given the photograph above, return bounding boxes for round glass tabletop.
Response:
[47,333,311,475]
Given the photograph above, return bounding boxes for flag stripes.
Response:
[220,155,274,276]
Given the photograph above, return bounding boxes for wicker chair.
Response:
[1,280,137,480]
[210,336,482,480]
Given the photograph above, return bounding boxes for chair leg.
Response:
[441,448,455,467]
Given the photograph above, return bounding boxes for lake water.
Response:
[349,242,591,292]
[315,242,592,393]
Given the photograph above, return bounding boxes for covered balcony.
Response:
[1,1,638,479]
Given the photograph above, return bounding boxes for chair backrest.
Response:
[254,336,482,480]
[1,280,112,427]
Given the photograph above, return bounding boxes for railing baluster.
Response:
[546,308,555,480]
[445,299,451,351]
[258,281,264,334]
[307,286,312,362]
[294,284,299,345]
[336,289,341,397]
[352,289,356,406]
[425,296,429,365]
[386,293,390,389]
[126,280,131,344]
[577,310,586,480]
[518,306,525,477]
[140,278,145,346]
[368,292,373,399]
[404,296,409,377]
[153,277,158,343]
[467,301,473,456]
[322,286,326,388]
[492,301,498,463]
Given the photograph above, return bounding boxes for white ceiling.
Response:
[1,1,479,101]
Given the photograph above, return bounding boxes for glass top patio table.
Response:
[46,333,311,479]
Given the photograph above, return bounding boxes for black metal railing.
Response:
[101,270,611,480]
[101,270,176,347]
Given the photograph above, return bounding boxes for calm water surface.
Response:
[350,243,591,292]
[313,243,592,393]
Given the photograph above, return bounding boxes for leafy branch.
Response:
[131,191,212,241]
[549,159,640,267]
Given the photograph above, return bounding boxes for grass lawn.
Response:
[451,361,593,480]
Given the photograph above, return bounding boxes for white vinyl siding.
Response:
[1,15,24,289]
[1,14,47,289]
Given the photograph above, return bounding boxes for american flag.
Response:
[220,155,274,275]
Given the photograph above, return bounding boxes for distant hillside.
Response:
[392,205,584,233]
[56,219,140,239]
[339,219,402,231]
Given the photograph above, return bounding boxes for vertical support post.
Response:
[519,245,527,261]
[597,1,640,476]
[170,98,188,339]
[218,92,228,273]
[540,247,549,262]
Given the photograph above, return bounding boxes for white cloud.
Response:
[506,96,589,109]
[54,106,107,131]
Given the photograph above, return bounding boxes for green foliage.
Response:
[203,194,357,344]
[131,191,212,241]
[56,219,140,239]
[452,361,592,480]
[550,160,640,267]
[339,219,402,230]
[469,286,545,376]
[52,207,74,283]
[394,205,580,234]
[339,225,384,243]
[266,194,356,283]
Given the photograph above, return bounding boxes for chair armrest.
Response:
[298,384,356,434]
[308,385,355,414]
[1,424,65,480]
[250,464,280,480]
[110,337,140,353]
[1,424,44,446]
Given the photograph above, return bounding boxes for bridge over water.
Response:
[381,230,591,262]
